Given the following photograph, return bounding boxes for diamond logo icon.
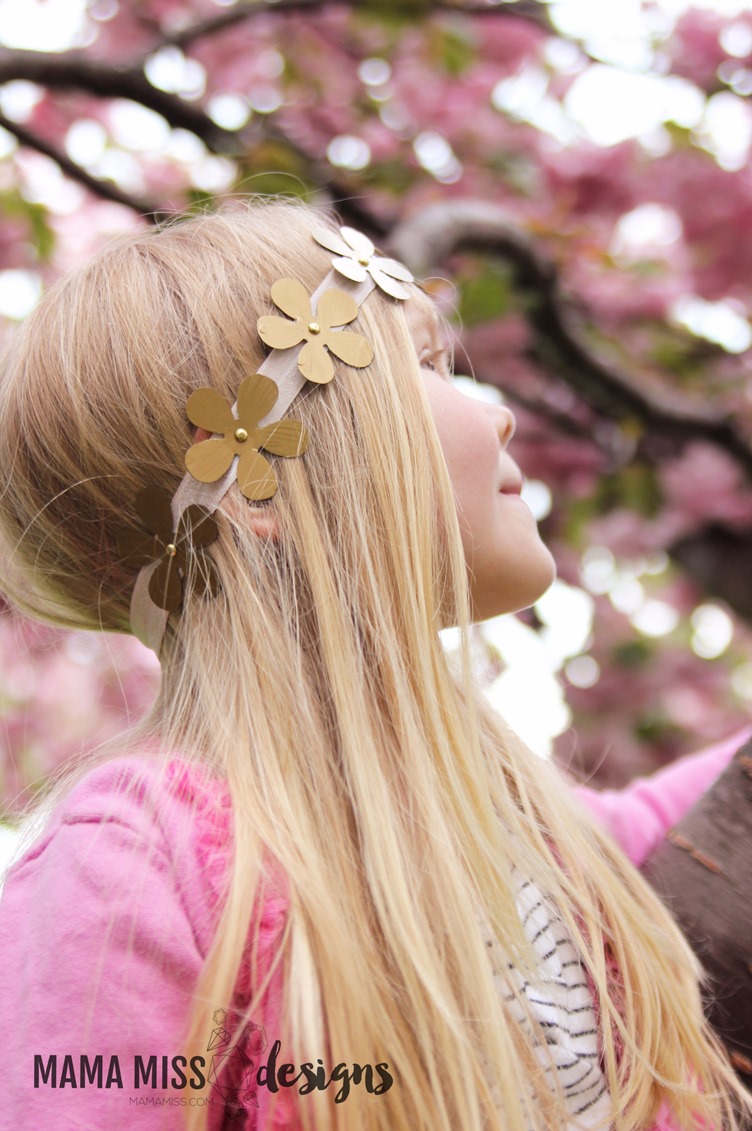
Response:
[208,1046,254,1103]
[207,1025,231,1051]
[243,1022,267,1057]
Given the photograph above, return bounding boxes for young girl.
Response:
[0,197,749,1131]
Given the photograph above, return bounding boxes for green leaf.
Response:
[457,264,513,327]
[593,464,662,519]
[362,159,417,195]
[634,713,680,743]
[436,27,475,76]
[357,0,431,22]
[0,189,55,261]
[613,639,652,667]
[236,140,315,198]
[184,189,218,215]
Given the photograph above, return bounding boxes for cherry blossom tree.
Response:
[2,0,752,811]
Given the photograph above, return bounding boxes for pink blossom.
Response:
[668,10,730,91]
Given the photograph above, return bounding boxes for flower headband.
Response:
[119,225,414,656]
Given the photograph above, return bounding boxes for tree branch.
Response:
[434,0,552,26]
[670,524,752,625]
[164,0,552,50]
[0,47,389,231]
[0,50,241,154]
[0,110,168,221]
[388,201,752,479]
[0,0,550,223]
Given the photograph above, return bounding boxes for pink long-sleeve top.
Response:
[2,726,750,1130]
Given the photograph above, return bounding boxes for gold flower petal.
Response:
[312,227,351,258]
[186,388,235,435]
[316,288,359,330]
[135,487,174,543]
[237,372,278,429]
[325,330,374,369]
[369,266,411,301]
[341,226,375,260]
[331,256,368,283]
[118,528,161,568]
[257,315,306,351]
[236,447,278,501]
[185,437,235,484]
[257,419,309,458]
[149,557,183,612]
[374,256,414,283]
[297,338,334,385]
[176,504,219,550]
[270,278,311,322]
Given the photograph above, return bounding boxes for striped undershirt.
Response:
[480,871,612,1130]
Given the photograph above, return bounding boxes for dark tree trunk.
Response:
[642,741,752,1086]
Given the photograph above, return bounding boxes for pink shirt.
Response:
[2,727,749,1130]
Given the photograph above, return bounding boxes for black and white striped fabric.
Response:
[481,872,612,1130]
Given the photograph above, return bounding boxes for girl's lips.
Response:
[499,475,524,495]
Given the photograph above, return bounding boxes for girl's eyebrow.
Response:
[429,340,453,381]
[437,329,455,367]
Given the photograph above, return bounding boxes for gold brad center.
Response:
[307,321,321,335]
[358,256,369,266]
[234,427,249,442]
[165,543,178,558]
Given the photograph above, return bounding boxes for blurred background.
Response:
[2,0,752,848]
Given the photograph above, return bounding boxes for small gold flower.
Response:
[312,225,414,300]
[118,488,219,612]
[185,372,308,501]
[257,278,374,385]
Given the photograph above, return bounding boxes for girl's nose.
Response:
[492,404,516,447]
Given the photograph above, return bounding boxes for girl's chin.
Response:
[476,558,557,620]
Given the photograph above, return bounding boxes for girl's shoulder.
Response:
[0,753,291,1129]
[40,751,232,825]
[4,752,289,959]
[4,753,237,955]
[0,756,219,1125]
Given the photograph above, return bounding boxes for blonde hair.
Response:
[0,197,747,1131]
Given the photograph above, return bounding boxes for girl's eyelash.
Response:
[423,351,451,375]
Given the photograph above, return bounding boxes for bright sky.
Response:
[0,0,748,800]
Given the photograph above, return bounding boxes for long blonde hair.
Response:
[0,197,747,1131]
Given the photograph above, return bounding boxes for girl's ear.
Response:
[246,507,279,541]
[192,428,280,542]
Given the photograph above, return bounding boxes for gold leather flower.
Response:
[118,487,219,612]
[185,372,308,501]
[257,278,374,385]
[312,225,414,300]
